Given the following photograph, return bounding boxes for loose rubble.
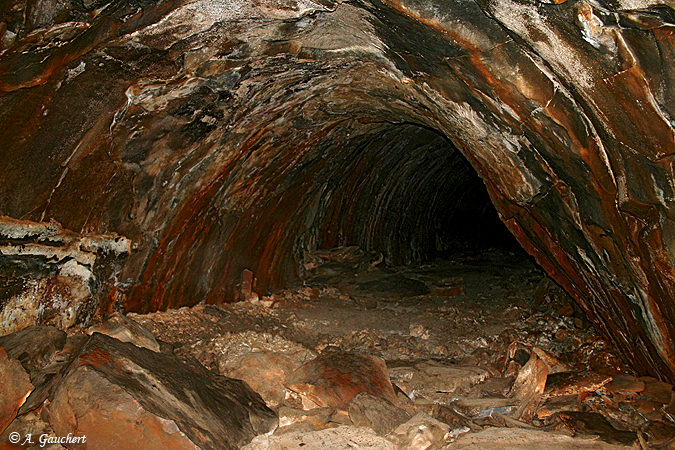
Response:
[1,248,673,448]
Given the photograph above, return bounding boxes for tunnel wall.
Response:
[0,0,673,382]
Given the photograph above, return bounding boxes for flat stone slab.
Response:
[87,312,160,352]
[243,425,395,449]
[389,361,489,402]
[451,427,634,449]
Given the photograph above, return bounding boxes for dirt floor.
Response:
[124,247,675,448]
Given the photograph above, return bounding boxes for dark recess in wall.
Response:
[317,123,522,265]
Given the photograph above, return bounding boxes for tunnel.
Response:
[313,123,521,264]
[0,0,674,425]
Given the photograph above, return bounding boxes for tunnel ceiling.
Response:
[0,0,674,382]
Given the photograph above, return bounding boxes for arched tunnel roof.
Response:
[0,0,673,382]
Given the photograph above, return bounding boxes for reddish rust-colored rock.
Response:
[49,368,198,450]
[509,353,548,421]
[0,346,33,434]
[48,333,277,449]
[228,351,302,408]
[545,371,612,398]
[285,352,397,410]
[604,376,646,394]
[0,0,673,385]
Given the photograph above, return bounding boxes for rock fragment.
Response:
[508,353,548,421]
[389,361,488,402]
[552,411,637,446]
[348,392,411,435]
[641,378,674,404]
[0,346,33,434]
[285,351,396,409]
[48,333,277,449]
[277,406,335,430]
[87,312,160,352]
[603,375,645,394]
[229,351,302,408]
[0,326,67,373]
[386,412,450,449]
[544,371,612,398]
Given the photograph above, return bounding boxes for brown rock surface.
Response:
[552,411,637,446]
[87,312,160,352]
[229,351,302,408]
[0,327,86,416]
[0,0,673,385]
[0,326,66,373]
[277,406,336,430]
[348,393,411,436]
[0,346,33,434]
[452,427,633,449]
[48,333,277,449]
[641,379,674,404]
[285,351,396,409]
[389,362,489,402]
[509,353,549,421]
[604,376,645,394]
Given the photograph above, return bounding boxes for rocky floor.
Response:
[1,248,674,449]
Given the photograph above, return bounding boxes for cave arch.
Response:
[0,0,673,382]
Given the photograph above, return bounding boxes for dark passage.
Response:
[316,123,521,266]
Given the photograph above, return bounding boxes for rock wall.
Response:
[0,0,673,381]
[0,216,130,334]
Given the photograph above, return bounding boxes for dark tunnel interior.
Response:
[314,123,522,266]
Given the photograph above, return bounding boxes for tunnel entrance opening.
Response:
[312,123,523,268]
[297,121,532,301]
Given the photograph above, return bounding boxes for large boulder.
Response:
[285,351,397,410]
[47,333,277,449]
[0,346,33,434]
